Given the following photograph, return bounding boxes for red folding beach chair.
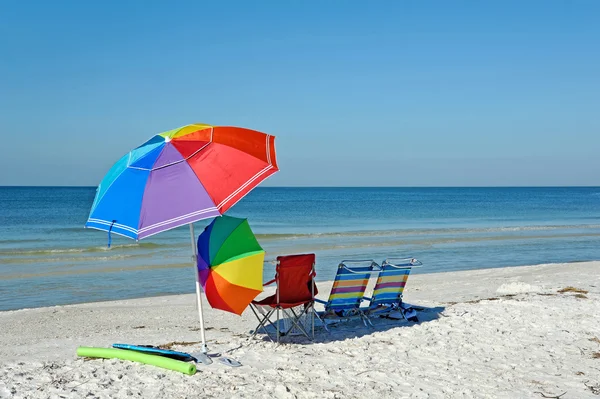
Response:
[250,254,317,343]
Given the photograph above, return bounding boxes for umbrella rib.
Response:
[210,220,249,266]
[88,154,133,216]
[266,134,271,165]
[217,164,275,210]
[213,250,265,268]
[85,225,137,240]
[137,207,219,233]
[129,128,214,172]
[215,134,276,210]
[217,168,277,213]
[166,138,212,169]
[87,218,139,234]
[131,131,276,207]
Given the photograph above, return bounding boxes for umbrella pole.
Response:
[189,223,212,365]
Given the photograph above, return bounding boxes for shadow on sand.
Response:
[253,304,446,344]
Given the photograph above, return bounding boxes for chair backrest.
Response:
[325,260,376,312]
[369,258,421,308]
[275,253,316,305]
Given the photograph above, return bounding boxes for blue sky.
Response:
[1,1,599,186]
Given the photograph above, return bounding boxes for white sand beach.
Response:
[1,261,599,398]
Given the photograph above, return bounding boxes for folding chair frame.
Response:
[315,260,378,331]
[250,258,316,343]
[363,257,422,321]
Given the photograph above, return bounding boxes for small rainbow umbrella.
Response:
[197,216,264,315]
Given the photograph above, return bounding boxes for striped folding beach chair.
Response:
[315,260,378,331]
[363,257,422,321]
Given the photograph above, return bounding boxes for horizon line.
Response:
[1,185,599,189]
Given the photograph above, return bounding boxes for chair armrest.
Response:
[263,278,276,286]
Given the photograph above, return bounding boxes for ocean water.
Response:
[1,186,599,311]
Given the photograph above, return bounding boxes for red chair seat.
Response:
[252,294,311,309]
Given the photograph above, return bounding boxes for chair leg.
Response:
[276,307,280,344]
[313,311,330,333]
[311,303,315,340]
[250,304,277,342]
[251,312,272,339]
[249,304,266,337]
[360,311,374,328]
[286,307,312,340]
[399,307,408,322]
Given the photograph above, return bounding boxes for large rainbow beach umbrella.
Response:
[86,124,278,240]
[85,123,278,359]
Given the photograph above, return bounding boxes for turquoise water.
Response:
[1,186,599,311]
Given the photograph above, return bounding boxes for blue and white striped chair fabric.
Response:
[364,257,422,319]
[315,260,377,329]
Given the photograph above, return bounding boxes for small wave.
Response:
[0,242,167,256]
[255,224,600,240]
[260,232,600,253]
[61,226,93,233]
[0,252,163,264]
[0,262,191,280]
[0,238,40,244]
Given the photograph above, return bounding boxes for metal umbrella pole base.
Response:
[189,223,217,365]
